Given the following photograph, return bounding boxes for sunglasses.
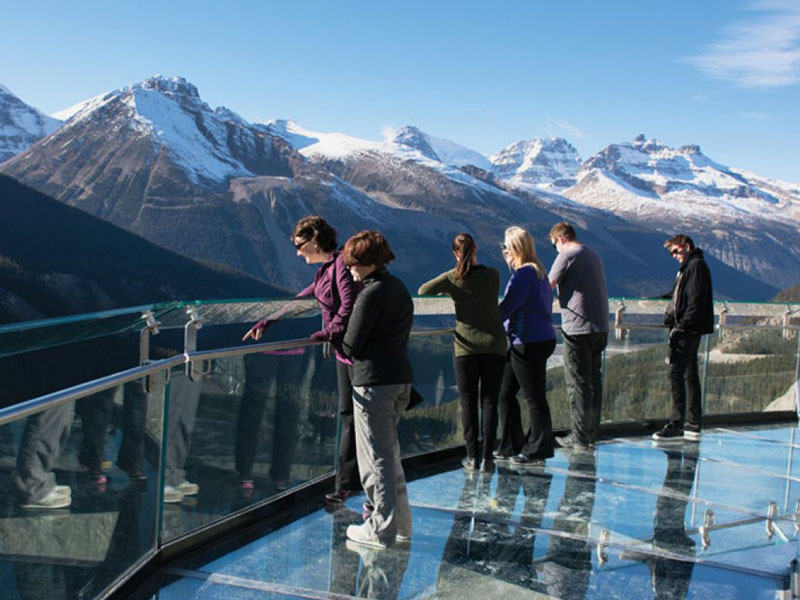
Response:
[294,238,310,251]
[669,247,682,256]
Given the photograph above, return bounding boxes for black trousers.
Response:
[668,331,703,427]
[334,358,360,492]
[497,340,556,458]
[453,354,505,461]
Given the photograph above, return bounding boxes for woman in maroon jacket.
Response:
[244,216,362,503]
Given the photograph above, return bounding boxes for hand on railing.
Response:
[242,319,275,341]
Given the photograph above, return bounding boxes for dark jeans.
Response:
[77,380,148,474]
[236,353,302,481]
[335,358,360,492]
[453,354,505,460]
[668,331,703,427]
[497,340,557,458]
[562,331,607,445]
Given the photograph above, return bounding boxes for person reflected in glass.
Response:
[243,215,362,502]
[437,462,553,593]
[15,402,74,509]
[635,446,698,598]
[418,233,506,472]
[494,226,557,466]
[540,449,597,598]
[340,231,413,549]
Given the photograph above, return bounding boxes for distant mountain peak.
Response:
[387,125,492,169]
[136,75,200,99]
[0,84,62,162]
[489,136,581,189]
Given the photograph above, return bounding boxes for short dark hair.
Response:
[342,231,396,268]
[291,215,338,252]
[549,221,577,242]
[664,234,695,250]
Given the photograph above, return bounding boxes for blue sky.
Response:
[2,0,799,181]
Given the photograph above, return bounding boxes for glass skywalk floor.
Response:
[139,424,800,599]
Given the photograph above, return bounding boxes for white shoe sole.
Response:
[684,431,700,441]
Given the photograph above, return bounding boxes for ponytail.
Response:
[453,233,477,280]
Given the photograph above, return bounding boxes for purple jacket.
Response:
[297,250,362,351]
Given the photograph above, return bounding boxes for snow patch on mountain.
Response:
[0,84,62,162]
[566,135,800,226]
[489,137,581,189]
[387,125,493,170]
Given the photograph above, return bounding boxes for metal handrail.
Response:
[0,337,328,427]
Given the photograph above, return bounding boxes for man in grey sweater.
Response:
[548,222,609,448]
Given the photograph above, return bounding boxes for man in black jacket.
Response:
[653,235,714,442]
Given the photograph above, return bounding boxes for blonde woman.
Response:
[495,226,557,465]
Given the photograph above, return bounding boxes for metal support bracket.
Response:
[718,303,728,340]
[597,528,610,565]
[615,300,627,341]
[184,308,209,381]
[784,307,796,341]
[700,509,715,549]
[139,310,161,393]
[766,500,778,538]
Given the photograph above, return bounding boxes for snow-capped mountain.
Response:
[567,134,800,223]
[0,76,786,298]
[0,85,62,162]
[564,134,800,284]
[387,125,493,170]
[490,137,582,190]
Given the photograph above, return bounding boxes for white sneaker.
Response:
[53,484,71,496]
[21,489,71,509]
[176,480,199,496]
[346,524,387,549]
[163,485,185,504]
[396,534,412,544]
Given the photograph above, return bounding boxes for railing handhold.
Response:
[597,528,610,564]
[615,300,628,341]
[766,501,779,538]
[718,303,729,340]
[140,310,163,391]
[184,308,205,381]
[784,307,796,340]
[700,509,715,549]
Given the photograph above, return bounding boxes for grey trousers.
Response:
[561,331,607,445]
[165,371,202,487]
[353,383,412,545]
[15,401,74,502]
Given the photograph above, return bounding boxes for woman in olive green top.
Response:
[418,233,507,471]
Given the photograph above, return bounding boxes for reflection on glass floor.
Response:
[139,424,800,600]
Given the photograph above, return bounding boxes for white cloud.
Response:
[741,111,771,121]
[380,124,396,141]
[545,117,585,140]
[687,1,800,88]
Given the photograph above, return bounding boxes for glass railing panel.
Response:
[155,298,317,330]
[704,329,799,415]
[0,302,179,359]
[159,343,339,543]
[401,332,461,456]
[0,332,147,406]
[600,327,675,423]
[0,372,167,600]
